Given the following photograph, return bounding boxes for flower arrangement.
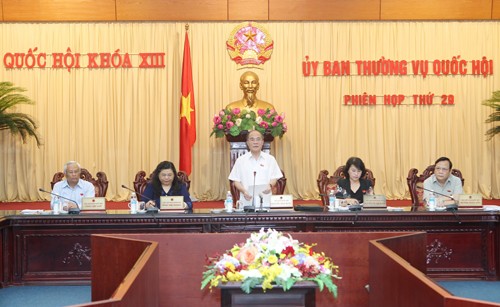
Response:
[201,228,341,297]
[210,108,287,138]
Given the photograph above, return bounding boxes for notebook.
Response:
[362,194,387,209]
[81,197,106,211]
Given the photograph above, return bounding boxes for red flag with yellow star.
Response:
[179,29,196,175]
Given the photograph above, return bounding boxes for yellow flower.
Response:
[268,254,278,264]
[230,245,240,256]
[225,261,235,272]
[269,263,282,277]
[210,275,222,288]
[262,278,274,291]
[226,271,244,282]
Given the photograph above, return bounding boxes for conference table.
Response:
[0,208,498,287]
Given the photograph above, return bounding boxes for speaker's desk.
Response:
[0,209,497,286]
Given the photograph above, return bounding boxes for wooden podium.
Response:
[226,131,275,169]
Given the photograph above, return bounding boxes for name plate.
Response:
[363,195,387,209]
[160,196,185,210]
[458,194,482,208]
[270,195,293,208]
[81,197,106,211]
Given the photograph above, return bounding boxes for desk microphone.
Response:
[121,185,159,214]
[244,171,257,212]
[417,186,458,211]
[255,193,267,213]
[39,188,80,214]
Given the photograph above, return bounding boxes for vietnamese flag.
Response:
[179,27,196,175]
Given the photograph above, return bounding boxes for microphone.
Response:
[417,186,458,211]
[256,193,266,213]
[39,188,80,214]
[244,171,257,212]
[121,185,158,214]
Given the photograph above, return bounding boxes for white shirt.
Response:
[50,179,95,209]
[228,151,283,201]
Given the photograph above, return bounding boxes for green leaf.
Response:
[240,277,263,294]
[0,82,42,146]
[200,272,215,290]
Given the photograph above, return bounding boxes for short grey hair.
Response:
[63,161,81,174]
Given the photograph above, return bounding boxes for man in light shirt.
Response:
[229,130,283,205]
[51,161,95,210]
[423,157,463,205]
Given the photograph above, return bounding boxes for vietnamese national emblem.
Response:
[226,21,274,67]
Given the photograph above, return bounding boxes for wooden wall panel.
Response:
[2,0,116,21]
[116,0,227,21]
[91,235,159,306]
[369,237,450,307]
[493,0,500,19]
[229,0,268,21]
[381,0,492,20]
[269,0,380,21]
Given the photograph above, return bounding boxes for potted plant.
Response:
[0,81,42,146]
[210,107,287,141]
[483,91,500,140]
[201,228,340,298]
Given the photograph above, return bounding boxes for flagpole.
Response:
[179,23,196,176]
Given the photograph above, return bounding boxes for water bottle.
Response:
[53,197,60,215]
[428,193,436,211]
[328,190,336,211]
[224,191,233,212]
[129,192,138,213]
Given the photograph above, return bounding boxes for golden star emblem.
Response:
[244,30,256,42]
[180,93,194,125]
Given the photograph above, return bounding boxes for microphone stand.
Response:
[121,185,159,214]
[255,194,266,213]
[352,211,359,225]
[449,208,462,224]
[244,172,256,212]
[39,188,80,214]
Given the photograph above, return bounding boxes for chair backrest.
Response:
[50,168,109,197]
[407,165,464,211]
[133,170,191,202]
[229,170,287,204]
[317,166,376,206]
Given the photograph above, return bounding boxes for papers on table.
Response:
[239,184,272,209]
[20,209,44,215]
[483,205,500,211]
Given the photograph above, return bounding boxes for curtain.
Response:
[0,21,498,201]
